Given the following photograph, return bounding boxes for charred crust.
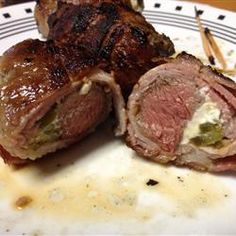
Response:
[24,57,33,63]
[176,51,202,62]
[151,33,175,56]
[97,18,114,35]
[116,52,129,68]
[23,39,42,54]
[98,2,118,18]
[131,26,148,46]
[43,0,176,93]
[95,4,119,36]
[50,66,67,79]
[99,26,124,60]
[208,56,215,65]
[72,5,94,33]
[46,41,60,54]
[120,2,134,12]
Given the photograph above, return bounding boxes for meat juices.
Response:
[0,39,126,164]
[35,0,175,94]
[127,53,236,172]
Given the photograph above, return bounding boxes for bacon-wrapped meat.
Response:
[0,39,126,164]
[35,0,144,38]
[127,53,236,172]
[35,0,175,94]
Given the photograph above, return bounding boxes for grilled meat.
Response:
[0,39,126,164]
[35,0,144,38]
[35,0,57,38]
[0,0,32,7]
[127,52,236,172]
[35,0,175,94]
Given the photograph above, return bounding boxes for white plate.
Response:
[0,0,236,235]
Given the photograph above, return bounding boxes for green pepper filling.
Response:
[29,106,61,150]
[190,122,223,147]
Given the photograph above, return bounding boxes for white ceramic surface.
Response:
[0,1,236,235]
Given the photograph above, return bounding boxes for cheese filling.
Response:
[181,102,221,145]
[29,106,60,150]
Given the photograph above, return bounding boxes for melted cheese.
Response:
[181,102,221,144]
[79,81,92,95]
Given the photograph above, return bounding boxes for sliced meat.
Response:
[0,39,126,164]
[127,52,236,172]
[58,83,111,139]
[35,0,175,95]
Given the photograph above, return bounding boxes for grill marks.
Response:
[36,0,175,95]
[72,5,94,33]
[57,43,96,79]
[48,2,119,58]
[131,26,147,45]
[99,25,124,60]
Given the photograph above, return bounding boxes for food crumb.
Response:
[15,196,33,210]
[224,194,228,198]
[200,197,208,204]
[177,176,184,183]
[227,49,234,56]
[146,179,159,186]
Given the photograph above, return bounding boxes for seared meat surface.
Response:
[127,53,236,172]
[0,39,126,164]
[35,0,175,94]
[35,0,144,38]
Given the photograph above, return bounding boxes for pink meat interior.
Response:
[137,81,197,153]
[59,84,111,139]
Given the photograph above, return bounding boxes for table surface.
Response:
[183,0,236,11]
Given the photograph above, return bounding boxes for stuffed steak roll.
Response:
[0,39,126,164]
[35,0,144,39]
[127,53,236,172]
[35,0,175,94]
